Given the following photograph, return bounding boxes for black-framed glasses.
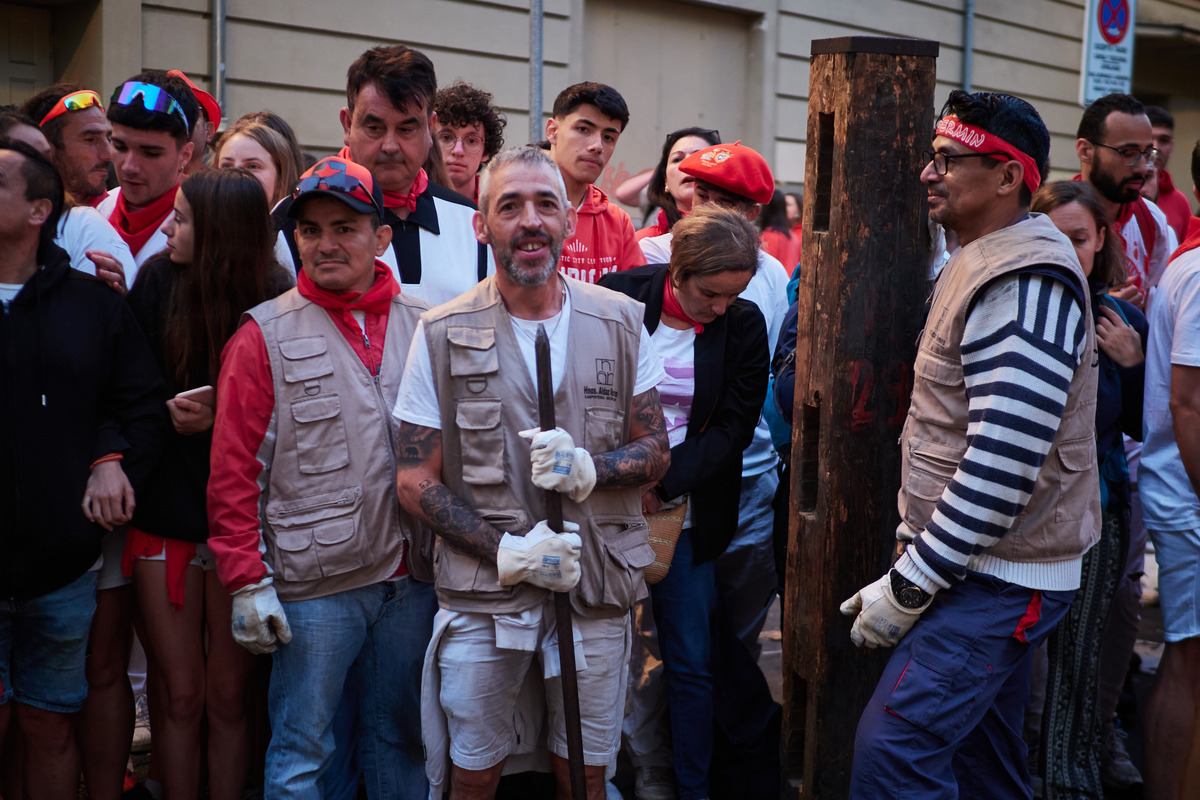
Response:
[1088,141,1159,167]
[922,150,1006,175]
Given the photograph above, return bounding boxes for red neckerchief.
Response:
[83,194,105,209]
[108,185,178,255]
[1160,168,1177,195]
[336,146,427,212]
[297,261,399,375]
[661,272,704,334]
[1170,215,1200,262]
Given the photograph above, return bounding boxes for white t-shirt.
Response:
[0,282,23,310]
[1140,246,1200,530]
[639,231,786,476]
[395,284,665,430]
[55,206,137,279]
[652,323,697,449]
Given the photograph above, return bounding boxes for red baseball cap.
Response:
[680,140,774,205]
[290,156,385,219]
[167,70,221,127]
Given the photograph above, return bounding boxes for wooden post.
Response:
[781,36,939,799]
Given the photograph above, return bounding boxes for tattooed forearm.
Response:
[593,388,671,487]
[395,423,441,468]
[417,483,503,561]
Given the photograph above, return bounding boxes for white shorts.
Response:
[95,527,132,591]
[1148,527,1200,642]
[436,604,631,771]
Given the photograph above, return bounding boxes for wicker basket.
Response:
[643,499,688,585]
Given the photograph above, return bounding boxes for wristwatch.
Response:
[889,568,932,609]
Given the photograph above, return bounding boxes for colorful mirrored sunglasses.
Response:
[114,81,190,135]
[39,90,104,127]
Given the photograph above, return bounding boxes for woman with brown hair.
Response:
[215,112,304,207]
[1030,180,1148,796]
[123,168,293,800]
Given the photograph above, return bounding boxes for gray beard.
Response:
[500,240,564,287]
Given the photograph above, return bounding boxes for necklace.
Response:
[512,283,568,343]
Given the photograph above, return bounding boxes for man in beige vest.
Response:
[207,156,436,800]
[842,91,1100,799]
[394,145,670,799]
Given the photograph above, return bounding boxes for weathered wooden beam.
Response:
[781,36,939,800]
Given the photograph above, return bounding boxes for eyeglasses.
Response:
[39,90,104,127]
[435,130,485,155]
[114,81,190,136]
[922,150,1007,175]
[1088,141,1160,167]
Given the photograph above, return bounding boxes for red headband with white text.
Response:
[934,116,1041,195]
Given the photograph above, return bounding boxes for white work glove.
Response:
[231,577,293,654]
[519,427,597,503]
[839,573,931,649]
[496,521,583,592]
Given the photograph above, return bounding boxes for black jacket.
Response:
[0,244,168,600]
[599,264,769,563]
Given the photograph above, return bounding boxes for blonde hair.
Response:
[215,115,302,206]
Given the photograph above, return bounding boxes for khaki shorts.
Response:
[436,604,630,771]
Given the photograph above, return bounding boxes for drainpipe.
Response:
[962,0,975,92]
[529,0,543,143]
[212,0,226,126]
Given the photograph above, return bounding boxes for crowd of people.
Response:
[0,36,1199,800]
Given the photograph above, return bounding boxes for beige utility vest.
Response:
[897,213,1101,572]
[248,288,433,602]
[424,276,654,617]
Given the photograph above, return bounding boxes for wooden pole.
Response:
[535,324,587,800]
[780,36,939,799]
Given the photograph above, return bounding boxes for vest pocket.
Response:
[584,406,625,454]
[448,326,499,376]
[456,399,504,485]
[1054,435,1097,522]
[434,509,528,596]
[291,395,350,474]
[279,335,334,382]
[265,486,364,582]
[901,440,964,531]
[577,515,655,613]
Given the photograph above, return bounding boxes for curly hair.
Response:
[433,81,507,162]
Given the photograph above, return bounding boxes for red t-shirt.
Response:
[558,184,646,284]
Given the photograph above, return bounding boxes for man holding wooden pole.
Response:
[394,145,670,799]
[843,90,1101,798]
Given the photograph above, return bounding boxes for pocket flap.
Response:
[313,518,355,546]
[266,486,362,527]
[456,399,502,430]
[448,327,498,377]
[275,527,314,552]
[1057,435,1097,472]
[598,518,655,569]
[280,336,328,359]
[480,509,529,534]
[292,395,341,424]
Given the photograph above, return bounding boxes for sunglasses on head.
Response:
[294,164,384,218]
[39,90,104,127]
[114,81,191,136]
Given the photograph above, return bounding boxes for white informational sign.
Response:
[1080,0,1137,105]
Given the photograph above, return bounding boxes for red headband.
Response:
[934,116,1041,195]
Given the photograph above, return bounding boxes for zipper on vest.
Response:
[363,331,379,378]
[286,494,355,514]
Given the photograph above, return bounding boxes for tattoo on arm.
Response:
[593,388,671,488]
[418,484,504,562]
[395,422,440,468]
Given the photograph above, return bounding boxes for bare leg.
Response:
[203,571,256,800]
[16,703,79,800]
[449,762,505,799]
[135,562,205,800]
[78,584,135,800]
[1177,703,1200,800]
[550,756,607,800]
[1144,637,1200,800]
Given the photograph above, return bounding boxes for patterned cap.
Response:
[289,156,385,219]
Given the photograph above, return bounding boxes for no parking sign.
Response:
[1081,0,1137,105]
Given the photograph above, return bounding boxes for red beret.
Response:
[167,70,221,128]
[679,140,774,205]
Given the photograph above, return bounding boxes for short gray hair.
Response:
[478,146,569,214]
